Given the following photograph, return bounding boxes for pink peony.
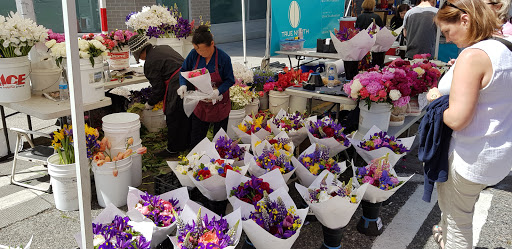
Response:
[363,176,374,185]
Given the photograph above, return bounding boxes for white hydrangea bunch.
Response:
[46,37,108,67]
[230,84,256,110]
[0,12,48,58]
[126,5,177,33]
[232,62,254,84]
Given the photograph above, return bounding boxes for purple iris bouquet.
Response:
[92,215,151,249]
[230,175,274,206]
[215,135,246,162]
[175,208,240,249]
[359,131,410,154]
[247,192,302,239]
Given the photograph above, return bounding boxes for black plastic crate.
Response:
[153,172,181,195]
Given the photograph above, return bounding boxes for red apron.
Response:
[192,47,231,122]
[163,67,182,113]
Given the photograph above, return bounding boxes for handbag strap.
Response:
[491,37,512,52]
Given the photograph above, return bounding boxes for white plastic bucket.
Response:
[156,38,184,58]
[30,67,62,94]
[0,56,31,102]
[141,109,166,133]
[245,98,260,116]
[227,109,246,139]
[111,142,143,187]
[358,102,392,135]
[182,37,194,58]
[108,46,130,70]
[47,154,79,211]
[63,57,105,104]
[102,112,141,148]
[259,92,269,110]
[269,90,290,114]
[289,95,308,113]
[92,156,132,207]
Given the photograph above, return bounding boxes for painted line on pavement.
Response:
[371,184,438,249]
[473,191,493,246]
[0,183,48,210]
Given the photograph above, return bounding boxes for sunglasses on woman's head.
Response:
[441,1,467,13]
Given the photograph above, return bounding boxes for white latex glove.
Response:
[144,103,153,110]
[209,89,223,102]
[177,85,187,99]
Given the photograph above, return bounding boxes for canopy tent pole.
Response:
[62,0,94,247]
[261,0,271,70]
[242,0,247,65]
[99,0,108,34]
[344,0,352,17]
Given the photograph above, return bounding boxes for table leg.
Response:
[287,55,293,69]
[26,115,33,141]
[335,103,340,121]
[0,105,12,156]
[307,98,313,115]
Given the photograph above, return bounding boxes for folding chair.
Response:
[10,127,54,193]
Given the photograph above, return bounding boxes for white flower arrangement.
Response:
[125,5,177,34]
[230,84,257,110]
[46,37,108,67]
[0,12,48,58]
[232,62,254,84]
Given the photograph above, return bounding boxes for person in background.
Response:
[427,0,512,248]
[128,34,191,158]
[403,0,438,59]
[177,25,235,147]
[482,0,512,35]
[355,0,384,30]
[390,4,411,30]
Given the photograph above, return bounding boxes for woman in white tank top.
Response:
[426,0,512,248]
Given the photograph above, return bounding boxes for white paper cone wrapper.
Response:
[352,165,414,203]
[371,27,401,53]
[292,153,347,188]
[212,128,250,167]
[75,204,153,248]
[189,166,248,201]
[225,169,289,218]
[306,130,350,157]
[268,110,314,147]
[170,201,243,249]
[183,90,210,117]
[180,71,213,94]
[246,150,296,183]
[295,170,369,229]
[349,125,415,167]
[234,116,272,144]
[330,31,376,61]
[167,161,195,187]
[126,187,190,248]
[242,188,308,249]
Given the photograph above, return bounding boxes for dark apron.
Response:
[192,47,231,123]
[163,67,182,113]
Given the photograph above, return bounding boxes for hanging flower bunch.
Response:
[46,29,65,43]
[101,30,136,51]
[175,208,239,249]
[271,111,306,132]
[263,67,311,92]
[215,136,246,161]
[248,193,302,239]
[237,115,271,135]
[308,117,350,147]
[175,153,203,175]
[356,154,401,190]
[307,174,357,203]
[192,159,241,180]
[92,215,151,249]
[298,144,341,176]
[229,175,274,206]
[359,131,410,154]
[230,83,257,110]
[334,27,360,42]
[134,192,181,227]
[254,147,294,174]
[125,5,177,35]
[0,12,48,58]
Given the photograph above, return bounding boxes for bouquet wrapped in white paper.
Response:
[306,116,352,157]
[348,125,415,167]
[212,128,250,167]
[167,137,219,187]
[0,236,33,249]
[245,147,296,183]
[352,154,414,203]
[225,169,289,218]
[187,157,249,201]
[295,170,368,229]
[268,109,315,147]
[234,115,272,144]
[371,26,403,53]
[170,201,243,249]
[330,29,376,61]
[242,188,308,249]
[181,68,216,117]
[292,143,347,187]
[126,187,189,248]
[251,131,294,157]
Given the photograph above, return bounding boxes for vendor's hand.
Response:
[177,85,187,99]
[448,59,456,66]
[144,103,153,110]
[427,87,442,102]
[209,89,221,101]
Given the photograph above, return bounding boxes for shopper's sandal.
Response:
[432,225,445,249]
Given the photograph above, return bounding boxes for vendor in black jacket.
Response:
[128,34,191,157]
[355,0,384,30]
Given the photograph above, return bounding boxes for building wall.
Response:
[106,0,158,31]
[189,0,211,23]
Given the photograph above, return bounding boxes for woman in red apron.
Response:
[177,25,235,147]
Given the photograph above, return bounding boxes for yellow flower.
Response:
[284,144,291,152]
[302,157,311,163]
[255,141,262,147]
[309,164,320,175]
[238,123,247,132]
[53,131,64,141]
